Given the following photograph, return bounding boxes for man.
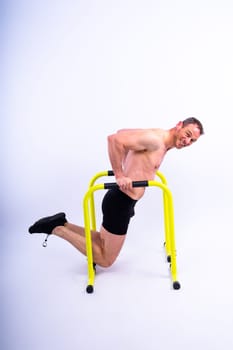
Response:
[29,117,204,267]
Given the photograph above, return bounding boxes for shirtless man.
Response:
[29,117,204,267]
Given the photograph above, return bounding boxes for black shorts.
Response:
[102,188,137,235]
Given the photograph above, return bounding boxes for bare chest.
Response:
[123,148,166,179]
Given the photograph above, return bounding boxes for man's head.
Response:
[175,117,204,149]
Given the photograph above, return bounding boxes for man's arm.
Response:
[107,128,159,190]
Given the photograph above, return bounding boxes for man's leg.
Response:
[52,224,126,268]
[29,213,126,267]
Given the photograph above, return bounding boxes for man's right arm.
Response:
[107,133,132,190]
[107,128,159,190]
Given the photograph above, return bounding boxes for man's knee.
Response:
[99,255,117,268]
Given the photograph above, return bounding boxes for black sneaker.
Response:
[28,212,67,235]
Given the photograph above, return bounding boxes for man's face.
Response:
[175,123,201,149]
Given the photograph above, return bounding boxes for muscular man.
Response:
[29,117,204,267]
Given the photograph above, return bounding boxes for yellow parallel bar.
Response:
[88,171,110,231]
[88,170,167,233]
[148,180,178,282]
[83,171,179,290]
[156,170,167,185]
[156,171,171,258]
[88,171,110,188]
[89,170,166,186]
[83,184,105,290]
[87,170,173,269]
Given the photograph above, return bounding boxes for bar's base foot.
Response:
[86,285,94,294]
[173,281,181,290]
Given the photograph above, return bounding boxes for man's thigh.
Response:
[100,225,126,261]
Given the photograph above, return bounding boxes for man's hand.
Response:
[116,176,132,191]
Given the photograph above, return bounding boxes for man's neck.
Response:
[164,128,176,151]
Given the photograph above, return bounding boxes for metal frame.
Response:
[83,170,181,293]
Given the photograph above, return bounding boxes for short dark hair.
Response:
[182,117,204,135]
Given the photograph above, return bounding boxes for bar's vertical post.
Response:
[148,181,180,289]
[83,184,105,293]
[88,171,110,231]
[89,193,96,231]
[156,172,171,261]
[162,186,180,289]
[83,188,95,293]
[163,191,171,261]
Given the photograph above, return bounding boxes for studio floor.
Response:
[2,208,233,350]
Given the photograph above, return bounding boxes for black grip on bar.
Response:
[104,182,118,189]
[132,180,149,187]
[107,170,114,176]
[104,180,149,189]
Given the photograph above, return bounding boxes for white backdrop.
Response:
[2,1,233,349]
